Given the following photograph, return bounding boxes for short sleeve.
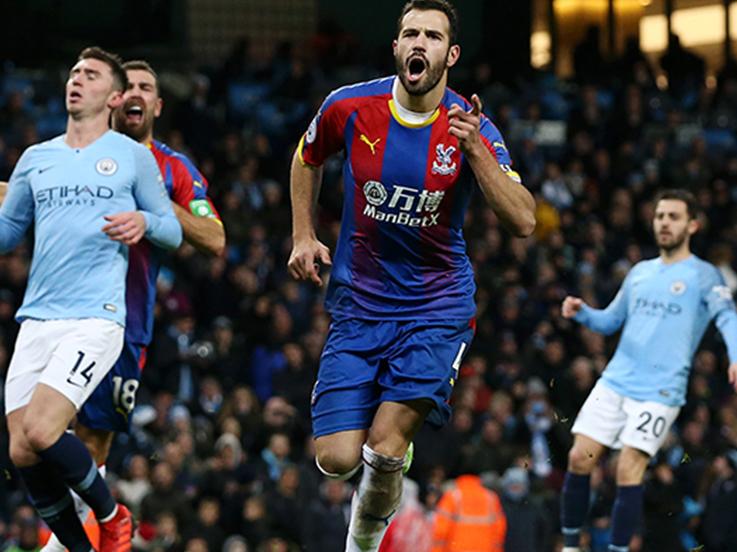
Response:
[478,116,522,184]
[298,91,349,167]
[169,156,221,221]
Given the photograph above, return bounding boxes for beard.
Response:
[395,49,448,96]
[656,228,689,252]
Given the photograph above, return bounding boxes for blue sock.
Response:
[19,464,92,552]
[561,471,590,547]
[37,432,116,520]
[609,484,643,551]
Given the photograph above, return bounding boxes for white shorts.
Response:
[571,380,680,457]
[4,318,124,414]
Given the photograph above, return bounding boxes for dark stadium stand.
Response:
[2,5,737,552]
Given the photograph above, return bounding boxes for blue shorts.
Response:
[77,341,146,433]
[311,318,475,438]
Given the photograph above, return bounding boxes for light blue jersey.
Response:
[575,255,737,406]
[0,130,182,326]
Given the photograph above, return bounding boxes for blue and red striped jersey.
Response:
[299,76,523,321]
[125,139,221,345]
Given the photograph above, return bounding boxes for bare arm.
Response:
[171,202,226,257]
[287,150,331,285]
[0,181,6,204]
[465,145,536,236]
[448,95,536,237]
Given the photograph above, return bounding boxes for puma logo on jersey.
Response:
[360,134,381,155]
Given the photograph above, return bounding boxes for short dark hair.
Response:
[78,46,127,92]
[654,188,698,219]
[397,0,459,45]
[122,60,159,94]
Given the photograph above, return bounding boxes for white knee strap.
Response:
[362,444,404,473]
[315,456,362,481]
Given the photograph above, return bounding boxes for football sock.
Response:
[38,433,116,520]
[561,471,590,548]
[345,444,404,552]
[609,484,643,551]
[19,463,92,552]
[42,464,105,552]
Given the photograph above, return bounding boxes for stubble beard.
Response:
[657,229,688,253]
[395,51,448,97]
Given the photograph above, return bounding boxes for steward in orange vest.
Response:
[431,474,507,552]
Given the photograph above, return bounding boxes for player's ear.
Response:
[154,97,163,119]
[108,90,124,110]
[447,44,460,68]
[392,39,399,57]
[688,217,700,235]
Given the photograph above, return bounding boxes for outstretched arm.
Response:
[562,285,628,336]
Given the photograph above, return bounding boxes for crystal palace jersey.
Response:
[124,139,221,345]
[299,76,523,321]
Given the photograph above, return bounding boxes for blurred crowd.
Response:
[1,24,737,552]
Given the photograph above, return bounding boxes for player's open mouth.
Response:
[125,104,144,125]
[407,57,427,83]
[68,91,82,101]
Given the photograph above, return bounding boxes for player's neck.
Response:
[394,74,447,113]
[660,246,691,264]
[65,114,110,148]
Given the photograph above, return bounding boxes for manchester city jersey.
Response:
[299,76,524,321]
[575,255,737,406]
[0,130,182,326]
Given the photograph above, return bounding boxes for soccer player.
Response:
[37,59,225,552]
[560,189,737,552]
[287,1,535,550]
[2,47,182,552]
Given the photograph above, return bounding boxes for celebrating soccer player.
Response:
[2,47,182,552]
[560,189,737,552]
[287,1,535,550]
[37,59,225,552]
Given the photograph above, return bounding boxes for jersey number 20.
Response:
[636,411,666,438]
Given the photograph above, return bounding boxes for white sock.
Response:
[40,533,66,552]
[40,465,106,551]
[562,548,582,552]
[345,444,404,552]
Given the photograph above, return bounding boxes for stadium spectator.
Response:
[430,466,506,552]
[500,467,552,552]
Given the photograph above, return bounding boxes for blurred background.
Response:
[2,1,737,551]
